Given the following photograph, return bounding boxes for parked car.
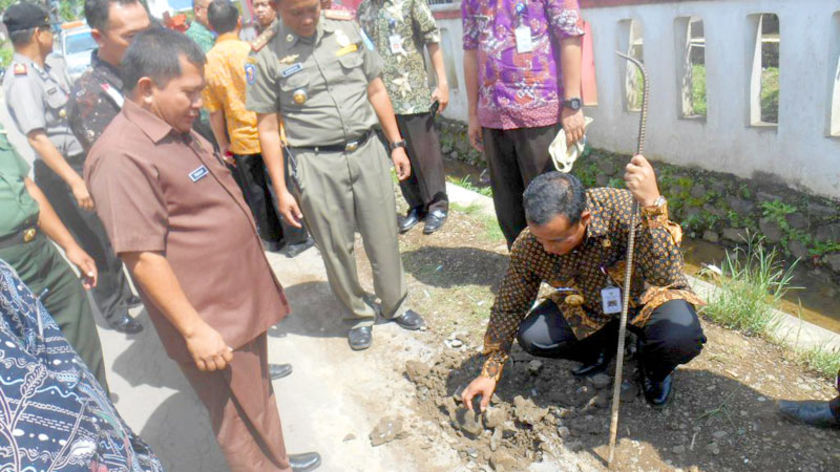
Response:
[60,23,97,82]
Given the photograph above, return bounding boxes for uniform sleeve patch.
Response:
[245,63,257,85]
[13,64,27,76]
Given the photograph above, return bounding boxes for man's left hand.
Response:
[624,154,661,207]
[65,245,98,289]
[561,106,585,147]
[391,147,411,181]
[432,83,450,114]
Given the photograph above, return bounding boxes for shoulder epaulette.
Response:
[13,63,27,76]
[324,9,355,21]
[251,25,277,52]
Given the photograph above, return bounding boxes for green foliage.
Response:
[796,344,840,380]
[761,67,779,123]
[690,64,707,116]
[701,233,798,335]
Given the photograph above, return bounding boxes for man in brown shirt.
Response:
[85,29,319,472]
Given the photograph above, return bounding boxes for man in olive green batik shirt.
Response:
[358,0,451,234]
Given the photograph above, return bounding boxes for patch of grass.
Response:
[450,202,483,215]
[448,175,493,198]
[760,67,779,123]
[701,233,797,336]
[691,64,707,116]
[796,344,840,379]
[449,202,505,244]
[478,213,505,244]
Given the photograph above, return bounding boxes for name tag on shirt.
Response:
[281,63,303,78]
[514,25,533,54]
[389,34,405,55]
[189,165,209,182]
[601,287,622,314]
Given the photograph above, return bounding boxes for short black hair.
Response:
[523,172,587,226]
[208,0,239,34]
[121,27,206,92]
[84,0,143,32]
[9,27,37,47]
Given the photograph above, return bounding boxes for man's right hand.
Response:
[468,114,484,152]
[461,375,497,413]
[70,179,94,211]
[185,321,234,372]
[277,189,303,229]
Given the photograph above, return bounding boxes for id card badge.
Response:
[514,25,533,54]
[601,287,622,314]
[389,34,405,55]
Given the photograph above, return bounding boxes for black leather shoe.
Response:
[108,314,143,334]
[269,363,293,380]
[282,237,315,258]
[398,208,422,234]
[348,326,372,351]
[127,295,143,308]
[641,370,674,407]
[571,350,613,378]
[423,209,447,234]
[391,309,425,331]
[777,399,840,428]
[289,451,321,471]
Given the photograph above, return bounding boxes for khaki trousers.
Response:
[291,136,407,328]
[179,334,290,472]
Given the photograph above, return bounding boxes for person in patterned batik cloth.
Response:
[0,259,163,471]
[462,155,707,410]
[358,0,451,234]
[461,0,587,248]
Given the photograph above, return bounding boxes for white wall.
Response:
[433,0,840,200]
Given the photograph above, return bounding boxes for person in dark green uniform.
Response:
[0,125,108,390]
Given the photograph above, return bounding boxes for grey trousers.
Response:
[290,136,407,328]
[396,112,448,214]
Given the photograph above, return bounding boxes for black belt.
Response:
[291,130,373,153]
[0,226,40,250]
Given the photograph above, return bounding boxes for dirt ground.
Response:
[356,201,840,472]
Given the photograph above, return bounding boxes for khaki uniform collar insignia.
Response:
[278,54,300,65]
[250,26,277,52]
[324,9,354,21]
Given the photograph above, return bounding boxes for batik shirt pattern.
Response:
[358,0,441,115]
[68,52,125,153]
[480,188,705,381]
[0,260,163,471]
[461,0,584,129]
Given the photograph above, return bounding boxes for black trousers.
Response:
[482,124,560,248]
[396,113,448,214]
[517,299,707,381]
[231,152,309,246]
[33,159,131,324]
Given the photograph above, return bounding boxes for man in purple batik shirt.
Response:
[462,0,586,248]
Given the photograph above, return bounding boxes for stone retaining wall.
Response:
[437,119,840,280]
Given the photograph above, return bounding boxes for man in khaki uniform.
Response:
[247,0,426,350]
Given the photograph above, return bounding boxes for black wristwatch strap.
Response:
[390,139,407,151]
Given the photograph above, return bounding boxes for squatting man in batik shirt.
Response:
[462,155,707,410]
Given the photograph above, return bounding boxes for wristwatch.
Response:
[390,139,407,152]
[563,97,582,111]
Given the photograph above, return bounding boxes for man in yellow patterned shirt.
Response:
[204,0,313,257]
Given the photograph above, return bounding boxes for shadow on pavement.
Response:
[269,280,350,339]
[402,246,508,290]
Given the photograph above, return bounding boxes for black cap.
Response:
[2,3,51,34]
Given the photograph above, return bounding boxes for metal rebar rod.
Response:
[607,51,649,469]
